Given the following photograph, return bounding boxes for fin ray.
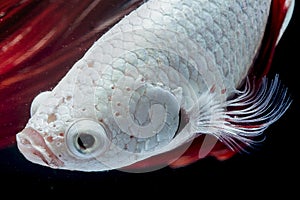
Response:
[188,75,292,151]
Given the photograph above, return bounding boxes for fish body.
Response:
[16,0,294,172]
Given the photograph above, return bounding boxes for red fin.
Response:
[0,0,144,149]
[169,136,236,168]
[249,0,295,81]
[167,135,210,168]
[122,135,236,171]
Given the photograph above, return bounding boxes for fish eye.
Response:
[66,119,111,158]
[77,133,95,151]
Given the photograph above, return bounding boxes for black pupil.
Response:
[77,133,95,150]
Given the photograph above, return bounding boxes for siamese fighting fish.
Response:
[16,0,294,172]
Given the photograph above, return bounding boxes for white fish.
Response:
[16,0,294,172]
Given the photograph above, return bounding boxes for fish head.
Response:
[15,59,188,172]
[16,61,118,171]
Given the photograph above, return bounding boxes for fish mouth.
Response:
[16,127,64,168]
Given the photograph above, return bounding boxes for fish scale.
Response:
[85,0,271,95]
[15,0,293,172]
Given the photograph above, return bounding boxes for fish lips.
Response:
[16,127,64,168]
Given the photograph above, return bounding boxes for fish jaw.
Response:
[16,127,64,168]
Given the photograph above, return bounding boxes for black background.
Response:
[0,1,299,196]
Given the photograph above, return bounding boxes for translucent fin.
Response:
[188,75,292,152]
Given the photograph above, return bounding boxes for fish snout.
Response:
[16,127,64,168]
